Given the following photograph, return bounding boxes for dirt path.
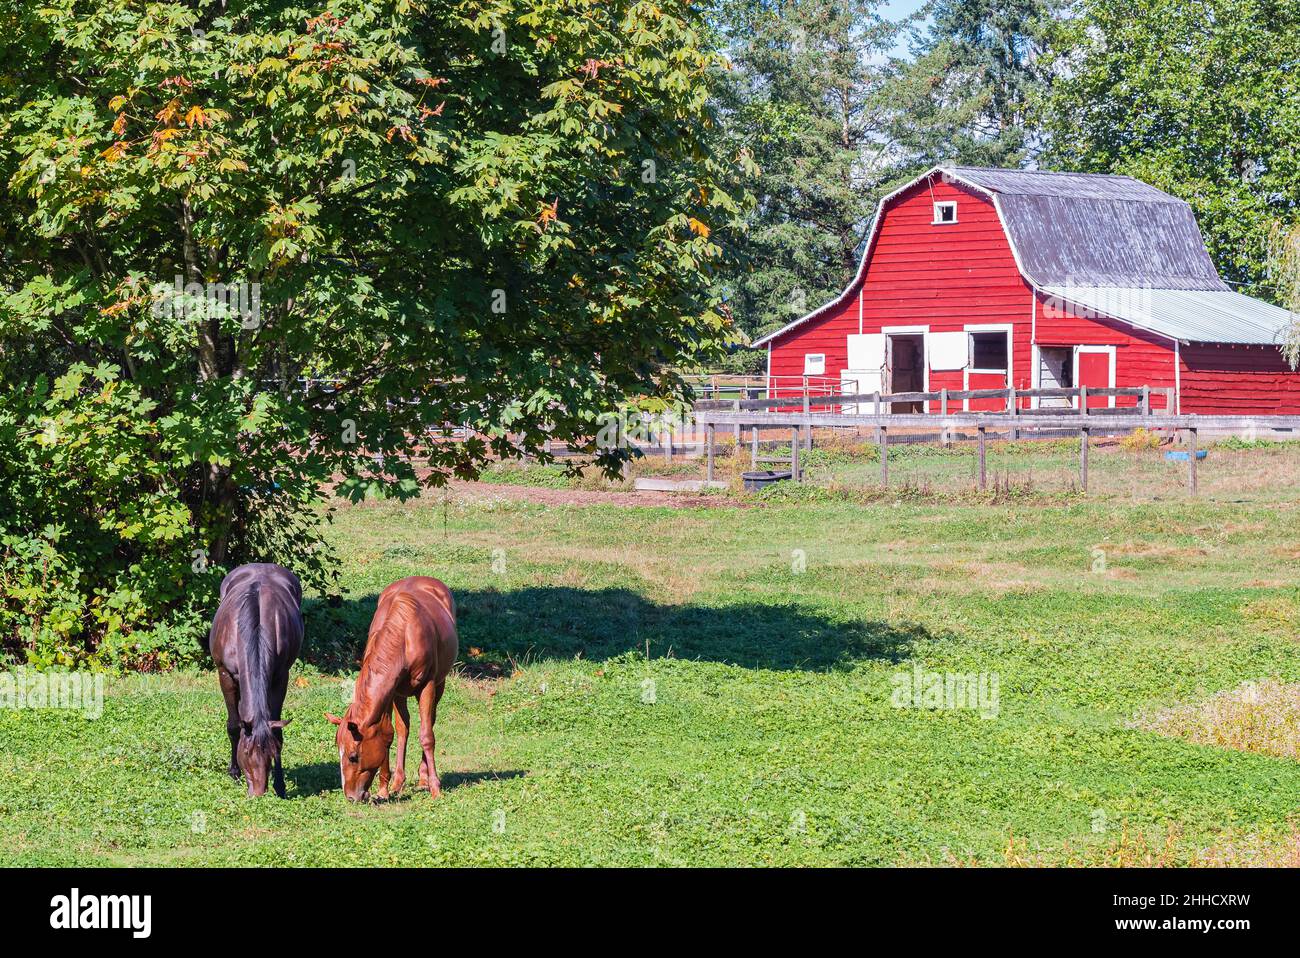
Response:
[448,480,743,509]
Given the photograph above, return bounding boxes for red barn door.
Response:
[1076,347,1114,409]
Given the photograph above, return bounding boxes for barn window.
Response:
[969,331,1008,371]
[803,353,826,375]
[933,201,958,225]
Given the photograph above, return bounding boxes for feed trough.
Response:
[742,470,792,491]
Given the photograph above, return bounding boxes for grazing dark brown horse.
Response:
[206,563,303,798]
[326,576,458,802]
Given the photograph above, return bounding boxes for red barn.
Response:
[753,167,1300,414]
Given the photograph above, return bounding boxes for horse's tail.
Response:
[236,581,271,730]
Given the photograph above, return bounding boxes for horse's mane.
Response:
[236,581,272,730]
[353,592,423,725]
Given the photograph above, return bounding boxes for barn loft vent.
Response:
[933,201,958,225]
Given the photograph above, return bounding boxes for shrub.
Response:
[1119,427,1163,451]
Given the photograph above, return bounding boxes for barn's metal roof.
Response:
[1041,285,1298,345]
[947,167,1179,202]
[752,166,1277,349]
[947,167,1227,291]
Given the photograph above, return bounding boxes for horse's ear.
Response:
[269,718,292,729]
[325,712,342,726]
[346,721,362,742]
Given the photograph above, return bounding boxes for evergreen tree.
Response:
[713,0,909,342]
[1040,0,1300,301]
[886,0,1059,169]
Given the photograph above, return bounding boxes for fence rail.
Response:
[695,384,1174,414]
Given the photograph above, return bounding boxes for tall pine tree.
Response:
[886,0,1059,169]
[713,0,909,343]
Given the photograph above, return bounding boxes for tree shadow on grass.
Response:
[286,762,526,799]
[303,586,927,676]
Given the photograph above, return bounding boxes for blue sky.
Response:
[881,0,931,59]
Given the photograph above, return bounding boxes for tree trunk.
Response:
[182,198,237,564]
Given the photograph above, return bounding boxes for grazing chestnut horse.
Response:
[206,563,303,798]
[326,576,458,802]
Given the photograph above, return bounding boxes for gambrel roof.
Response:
[948,166,1226,291]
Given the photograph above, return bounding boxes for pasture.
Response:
[3,439,1300,866]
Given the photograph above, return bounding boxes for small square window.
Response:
[933,201,958,224]
[803,353,826,375]
[969,332,1008,371]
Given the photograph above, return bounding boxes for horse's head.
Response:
[237,719,291,797]
[325,708,392,802]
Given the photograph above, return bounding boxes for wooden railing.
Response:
[696,385,1175,416]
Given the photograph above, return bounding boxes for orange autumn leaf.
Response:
[468,647,483,658]
[294,676,310,688]
[688,217,710,238]
[99,298,134,317]
[155,98,181,124]
[112,112,127,136]
[185,105,209,128]
[537,198,559,229]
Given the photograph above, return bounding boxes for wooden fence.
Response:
[693,384,1300,496]
[695,384,1175,417]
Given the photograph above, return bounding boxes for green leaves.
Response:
[0,0,742,663]
[1039,0,1300,299]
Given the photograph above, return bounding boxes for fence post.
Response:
[1140,385,1150,416]
[879,425,889,487]
[977,426,987,491]
[732,398,741,443]
[873,390,881,443]
[940,387,949,417]
[1008,386,1018,440]
[1079,384,1088,415]
[791,427,801,482]
[751,425,759,470]
[706,423,715,483]
[1187,425,1198,495]
[663,425,672,462]
[1079,426,1089,492]
[802,393,812,451]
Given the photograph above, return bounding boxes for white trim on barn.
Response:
[961,323,1013,412]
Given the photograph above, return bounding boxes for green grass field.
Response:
[4,440,1300,866]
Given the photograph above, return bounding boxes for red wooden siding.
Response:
[768,176,1034,412]
[1180,344,1300,414]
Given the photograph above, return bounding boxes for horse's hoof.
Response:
[428,781,442,798]
[228,767,241,782]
